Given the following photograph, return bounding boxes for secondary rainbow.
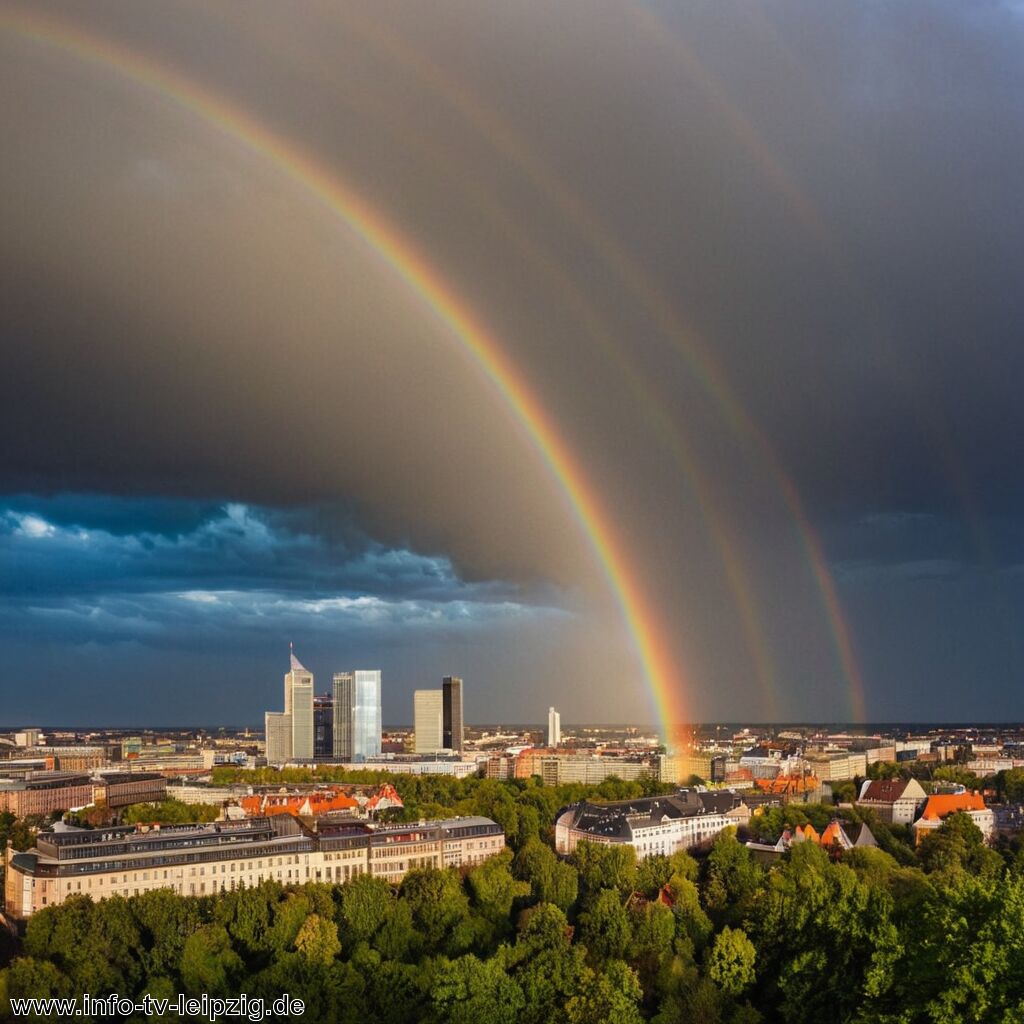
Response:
[0,8,686,733]
[346,8,866,719]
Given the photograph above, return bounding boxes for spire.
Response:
[289,642,308,673]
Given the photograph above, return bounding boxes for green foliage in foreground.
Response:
[3,810,1024,1023]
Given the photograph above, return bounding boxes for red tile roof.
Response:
[861,779,911,803]
[920,793,987,820]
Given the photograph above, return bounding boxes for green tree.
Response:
[577,889,632,961]
[749,841,900,1022]
[0,958,74,1020]
[400,867,471,952]
[573,841,637,901]
[180,924,243,996]
[667,874,714,950]
[516,902,571,951]
[431,952,526,1024]
[467,849,530,924]
[130,888,202,980]
[294,913,342,965]
[337,874,395,947]
[566,960,644,1024]
[513,838,578,911]
[214,880,278,957]
[918,812,1003,879]
[121,800,219,825]
[703,829,763,926]
[998,766,1024,802]
[707,926,756,996]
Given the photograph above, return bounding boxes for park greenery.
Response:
[2,775,1024,1022]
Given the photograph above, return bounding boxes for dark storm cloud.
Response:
[2,0,1023,721]
[0,496,538,604]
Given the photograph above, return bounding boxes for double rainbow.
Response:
[1,8,685,731]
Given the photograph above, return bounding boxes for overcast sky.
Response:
[2,0,1023,727]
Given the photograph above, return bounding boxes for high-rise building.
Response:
[548,707,561,747]
[285,648,314,762]
[265,712,292,765]
[314,694,334,761]
[333,670,382,762]
[414,690,444,753]
[442,676,464,754]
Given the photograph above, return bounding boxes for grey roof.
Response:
[853,822,878,847]
[697,790,744,815]
[562,789,713,839]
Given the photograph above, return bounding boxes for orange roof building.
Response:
[919,792,987,820]
[754,774,820,797]
[913,792,995,843]
[236,783,404,820]
[239,790,358,819]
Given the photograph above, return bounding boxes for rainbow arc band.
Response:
[1,8,685,733]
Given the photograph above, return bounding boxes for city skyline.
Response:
[3,2,1024,727]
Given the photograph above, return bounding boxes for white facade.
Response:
[414,690,444,753]
[555,806,733,858]
[857,777,928,826]
[284,656,314,762]
[547,707,561,747]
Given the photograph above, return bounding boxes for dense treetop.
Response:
[2,776,1024,1022]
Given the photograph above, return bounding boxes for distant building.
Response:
[121,737,143,759]
[5,813,505,920]
[334,671,382,762]
[857,777,927,825]
[547,707,561,748]
[753,774,823,801]
[285,649,315,762]
[332,757,479,778]
[542,754,657,786]
[314,694,334,761]
[94,772,166,808]
[659,751,727,784]
[913,793,995,843]
[13,729,41,748]
[264,712,292,766]
[555,789,745,858]
[25,747,107,772]
[442,677,464,754]
[485,755,515,780]
[414,690,444,753]
[803,752,866,782]
[0,773,95,817]
[739,747,783,780]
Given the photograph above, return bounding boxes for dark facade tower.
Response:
[442,676,464,753]
[313,694,334,761]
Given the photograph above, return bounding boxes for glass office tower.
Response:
[333,670,382,762]
[442,676,464,754]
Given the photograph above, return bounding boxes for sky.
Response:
[1,0,1023,727]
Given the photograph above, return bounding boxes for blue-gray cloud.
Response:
[0,495,565,645]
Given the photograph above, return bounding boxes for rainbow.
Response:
[340,7,865,718]
[329,8,784,715]
[0,8,687,732]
